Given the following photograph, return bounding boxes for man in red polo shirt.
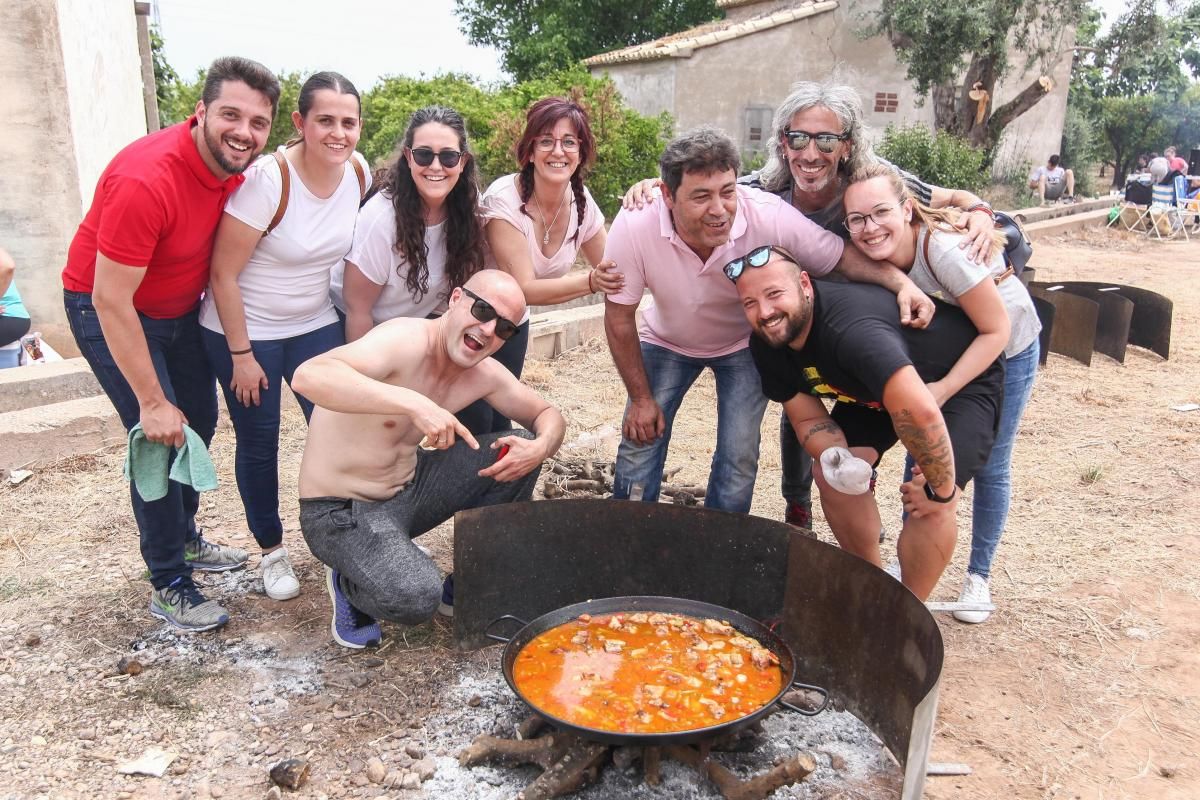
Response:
[62,57,280,632]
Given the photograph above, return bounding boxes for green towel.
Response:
[123,423,218,501]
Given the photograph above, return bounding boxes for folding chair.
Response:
[1145,182,1187,241]
[1173,174,1199,235]
[1106,180,1152,232]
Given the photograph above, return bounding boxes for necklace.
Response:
[535,189,569,246]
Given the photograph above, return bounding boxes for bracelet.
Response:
[587,268,597,293]
[966,202,996,221]
[229,347,253,355]
[923,481,957,504]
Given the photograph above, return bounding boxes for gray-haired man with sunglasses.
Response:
[291,269,565,648]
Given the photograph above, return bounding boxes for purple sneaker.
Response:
[325,567,381,649]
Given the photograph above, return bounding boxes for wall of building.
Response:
[57,0,146,212]
[591,1,1072,182]
[0,0,145,351]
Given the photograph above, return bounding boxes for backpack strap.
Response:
[350,155,366,202]
[263,150,366,237]
[262,150,291,238]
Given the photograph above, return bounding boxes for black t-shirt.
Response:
[750,282,1004,408]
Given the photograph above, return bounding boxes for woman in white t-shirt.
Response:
[200,72,370,601]
[479,96,623,432]
[843,163,1041,624]
[330,105,486,343]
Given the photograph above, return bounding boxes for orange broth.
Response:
[512,611,784,734]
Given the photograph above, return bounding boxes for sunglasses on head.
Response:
[723,245,794,282]
[408,146,464,168]
[783,130,849,153]
[462,288,519,340]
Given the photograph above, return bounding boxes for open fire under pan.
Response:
[452,499,943,799]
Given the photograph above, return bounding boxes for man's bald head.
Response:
[464,269,526,323]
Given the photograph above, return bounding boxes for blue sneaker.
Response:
[324,567,381,649]
[437,574,453,618]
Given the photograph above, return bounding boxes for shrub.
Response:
[875,125,988,194]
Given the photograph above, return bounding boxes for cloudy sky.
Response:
[154,0,507,91]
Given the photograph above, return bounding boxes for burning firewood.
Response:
[664,744,817,800]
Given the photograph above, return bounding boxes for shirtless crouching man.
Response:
[293,270,565,648]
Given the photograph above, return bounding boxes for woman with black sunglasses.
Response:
[331,106,486,343]
[477,96,624,433]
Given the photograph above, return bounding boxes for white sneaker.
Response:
[261,548,300,601]
[953,573,992,624]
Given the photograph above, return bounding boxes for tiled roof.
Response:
[584,1,838,66]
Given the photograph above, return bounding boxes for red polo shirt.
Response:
[62,116,245,319]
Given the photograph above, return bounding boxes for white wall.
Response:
[56,0,147,214]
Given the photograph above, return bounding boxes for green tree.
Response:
[868,0,1086,153]
[454,0,722,81]
[875,125,989,193]
[149,25,180,128]
[359,68,670,218]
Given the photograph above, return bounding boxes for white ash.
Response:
[419,662,902,799]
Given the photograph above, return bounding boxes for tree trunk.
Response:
[957,54,999,147]
[931,83,958,132]
[983,76,1054,152]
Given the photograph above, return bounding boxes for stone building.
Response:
[585,0,1074,177]
[1,0,154,351]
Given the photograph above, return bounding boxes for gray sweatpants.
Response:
[299,430,538,625]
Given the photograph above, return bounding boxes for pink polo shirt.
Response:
[605,185,844,358]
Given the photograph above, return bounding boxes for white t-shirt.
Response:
[199,149,370,340]
[911,226,1041,358]
[1029,165,1065,187]
[330,191,450,322]
[480,173,605,279]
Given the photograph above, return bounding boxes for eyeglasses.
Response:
[783,130,849,153]
[843,203,902,233]
[462,288,519,340]
[534,135,580,153]
[723,245,793,282]
[408,147,464,168]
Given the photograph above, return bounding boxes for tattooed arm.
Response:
[881,366,957,500]
[782,394,848,457]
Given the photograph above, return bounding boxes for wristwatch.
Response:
[923,481,957,503]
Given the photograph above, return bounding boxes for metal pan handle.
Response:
[484,614,529,644]
[777,681,830,716]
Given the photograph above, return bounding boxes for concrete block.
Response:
[0,394,124,475]
[1024,209,1114,241]
[527,297,649,359]
[1009,197,1117,225]
[0,357,102,414]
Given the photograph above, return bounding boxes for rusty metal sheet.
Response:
[451,499,789,650]
[1029,284,1099,366]
[1041,283,1133,363]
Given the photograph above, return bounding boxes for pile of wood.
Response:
[460,706,818,800]
[542,458,707,506]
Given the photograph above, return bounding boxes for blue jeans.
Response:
[779,412,813,507]
[903,339,1039,578]
[64,290,217,589]
[202,322,344,550]
[612,342,767,513]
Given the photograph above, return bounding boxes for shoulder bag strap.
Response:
[263,150,291,238]
[351,156,366,202]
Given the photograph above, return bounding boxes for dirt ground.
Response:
[1,226,1198,800]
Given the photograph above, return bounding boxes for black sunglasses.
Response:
[462,288,519,340]
[783,130,849,153]
[408,146,464,168]
[723,245,793,282]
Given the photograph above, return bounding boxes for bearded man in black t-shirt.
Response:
[728,246,1003,600]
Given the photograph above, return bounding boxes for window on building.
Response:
[744,106,772,151]
[874,92,899,113]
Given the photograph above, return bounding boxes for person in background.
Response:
[332,106,486,344]
[479,96,623,432]
[844,164,1041,621]
[200,71,368,602]
[1165,146,1188,176]
[0,246,31,350]
[1028,155,1075,204]
[61,57,280,631]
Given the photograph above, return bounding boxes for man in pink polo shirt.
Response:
[604,126,931,513]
